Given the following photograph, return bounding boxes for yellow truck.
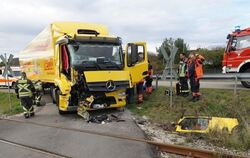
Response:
[19,22,148,114]
[175,116,239,134]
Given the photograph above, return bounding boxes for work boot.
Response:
[189,96,196,102]
[24,113,30,119]
[196,95,201,101]
[30,112,35,117]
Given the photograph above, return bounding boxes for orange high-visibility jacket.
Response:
[195,55,204,79]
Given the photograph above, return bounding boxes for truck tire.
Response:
[55,89,60,107]
[50,85,57,104]
[241,68,250,88]
[56,89,67,115]
[126,87,135,104]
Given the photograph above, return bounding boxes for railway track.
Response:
[0,138,70,158]
[0,118,246,158]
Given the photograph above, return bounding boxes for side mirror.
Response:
[226,34,231,39]
[56,37,69,45]
[229,46,236,52]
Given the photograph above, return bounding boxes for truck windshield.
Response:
[232,35,250,50]
[68,43,123,70]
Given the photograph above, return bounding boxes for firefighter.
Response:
[33,80,43,106]
[177,53,189,96]
[15,72,35,118]
[194,54,204,97]
[145,61,153,94]
[187,53,204,101]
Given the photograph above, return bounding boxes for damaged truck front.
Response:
[19,22,148,114]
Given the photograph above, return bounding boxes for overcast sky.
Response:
[1,0,250,55]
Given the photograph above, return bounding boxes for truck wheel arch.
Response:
[237,60,250,72]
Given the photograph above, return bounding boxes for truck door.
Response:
[125,42,148,85]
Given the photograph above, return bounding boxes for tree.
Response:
[174,38,188,64]
[157,37,188,64]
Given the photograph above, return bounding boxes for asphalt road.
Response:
[0,96,156,158]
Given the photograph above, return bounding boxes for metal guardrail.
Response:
[155,73,250,80]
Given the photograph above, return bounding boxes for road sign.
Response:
[160,45,178,79]
[0,54,14,77]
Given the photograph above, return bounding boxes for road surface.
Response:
[0,96,156,158]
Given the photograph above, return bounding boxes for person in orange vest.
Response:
[195,54,204,97]
[145,61,153,94]
[187,53,204,101]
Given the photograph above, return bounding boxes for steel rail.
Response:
[0,138,70,158]
[0,118,246,158]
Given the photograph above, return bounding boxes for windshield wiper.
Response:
[82,61,102,70]
[104,61,121,69]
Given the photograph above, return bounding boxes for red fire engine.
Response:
[223,27,250,88]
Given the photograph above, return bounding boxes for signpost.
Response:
[169,46,178,107]
[0,53,14,110]
[158,44,178,107]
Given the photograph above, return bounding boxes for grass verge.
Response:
[0,92,23,115]
[128,87,250,151]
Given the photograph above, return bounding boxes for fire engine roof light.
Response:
[235,25,241,32]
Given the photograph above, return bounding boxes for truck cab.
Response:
[56,34,148,113]
[223,27,250,88]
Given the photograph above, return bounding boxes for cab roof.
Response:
[232,27,250,37]
[51,21,109,36]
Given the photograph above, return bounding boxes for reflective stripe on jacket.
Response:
[178,61,186,77]
[17,79,33,97]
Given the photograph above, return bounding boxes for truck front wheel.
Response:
[56,89,67,115]
[241,68,250,88]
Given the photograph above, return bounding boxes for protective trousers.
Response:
[179,77,189,95]
[189,76,200,97]
[145,77,153,94]
[20,97,34,118]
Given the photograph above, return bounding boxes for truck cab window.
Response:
[68,43,123,71]
[61,45,71,79]
[235,35,250,50]
[137,45,145,63]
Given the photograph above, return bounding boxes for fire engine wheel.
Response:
[241,81,250,88]
[241,69,250,88]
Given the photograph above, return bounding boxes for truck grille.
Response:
[93,97,116,105]
[87,80,129,92]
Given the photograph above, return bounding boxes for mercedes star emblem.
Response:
[106,80,116,91]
